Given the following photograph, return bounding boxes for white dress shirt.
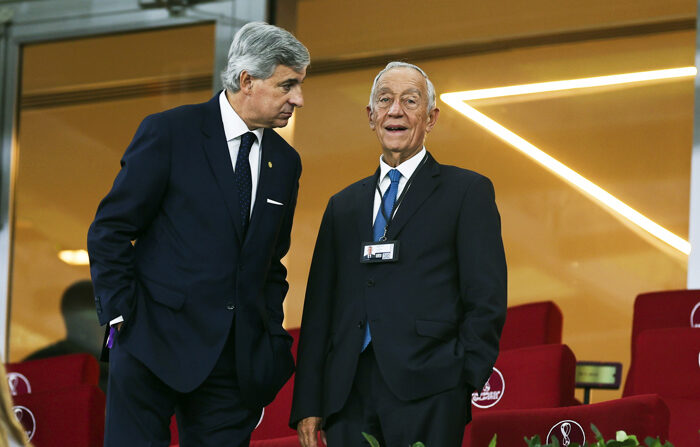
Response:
[109,92,264,328]
[372,147,427,224]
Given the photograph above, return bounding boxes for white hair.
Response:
[368,61,436,113]
[221,22,310,92]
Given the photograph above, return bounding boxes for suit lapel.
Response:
[357,168,380,242]
[386,152,440,240]
[200,93,244,242]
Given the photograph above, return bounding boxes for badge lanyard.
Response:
[374,154,429,241]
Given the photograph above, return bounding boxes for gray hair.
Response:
[221,22,310,92]
[368,61,436,113]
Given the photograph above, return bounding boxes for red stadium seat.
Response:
[470,394,670,446]
[631,290,700,340]
[12,384,105,447]
[499,301,563,351]
[624,327,700,446]
[625,290,700,395]
[5,353,99,396]
[464,344,578,446]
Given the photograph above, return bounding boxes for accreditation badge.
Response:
[360,240,400,263]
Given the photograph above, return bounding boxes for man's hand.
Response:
[297,416,325,447]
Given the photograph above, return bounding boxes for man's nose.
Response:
[289,87,304,108]
[388,99,403,115]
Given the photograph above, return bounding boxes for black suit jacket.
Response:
[290,152,506,426]
[87,93,301,409]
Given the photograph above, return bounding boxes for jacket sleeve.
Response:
[289,197,336,428]
[456,175,507,390]
[87,113,171,326]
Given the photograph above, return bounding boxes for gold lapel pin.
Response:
[268,161,272,168]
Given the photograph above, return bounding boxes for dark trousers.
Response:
[104,326,260,447]
[324,345,470,447]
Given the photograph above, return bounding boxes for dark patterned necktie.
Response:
[235,132,255,234]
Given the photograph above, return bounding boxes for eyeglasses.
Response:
[374,95,422,110]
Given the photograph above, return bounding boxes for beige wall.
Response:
[297,0,695,59]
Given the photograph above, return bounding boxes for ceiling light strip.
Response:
[451,67,697,101]
[440,93,691,255]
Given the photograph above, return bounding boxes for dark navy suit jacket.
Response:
[87,93,301,409]
[290,152,507,426]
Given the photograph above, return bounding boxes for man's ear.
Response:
[367,105,376,130]
[425,107,440,133]
[239,70,254,94]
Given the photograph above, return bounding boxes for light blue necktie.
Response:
[362,168,401,351]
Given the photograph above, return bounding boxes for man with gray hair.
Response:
[88,22,308,446]
[290,61,507,446]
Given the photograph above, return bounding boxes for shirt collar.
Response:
[219,90,264,144]
[378,147,427,183]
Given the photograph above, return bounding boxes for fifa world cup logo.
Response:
[12,406,35,441]
[8,375,18,396]
[6,373,30,397]
[560,422,571,446]
[547,419,584,445]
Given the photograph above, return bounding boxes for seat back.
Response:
[624,290,700,395]
[464,344,577,446]
[470,394,670,447]
[12,384,105,447]
[626,327,700,398]
[6,353,99,396]
[499,301,563,351]
[623,327,700,446]
[471,344,577,414]
[631,290,700,343]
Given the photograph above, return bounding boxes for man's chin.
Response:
[379,142,409,152]
[272,118,291,128]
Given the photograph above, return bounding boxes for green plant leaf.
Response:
[591,424,604,442]
[524,434,542,447]
[643,436,658,447]
[488,434,497,447]
[362,432,381,447]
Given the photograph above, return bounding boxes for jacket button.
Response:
[366,279,374,286]
[358,321,365,328]
[226,303,235,310]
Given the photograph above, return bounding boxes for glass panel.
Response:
[9,24,215,368]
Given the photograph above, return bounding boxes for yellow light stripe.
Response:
[441,67,695,256]
[449,67,697,101]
